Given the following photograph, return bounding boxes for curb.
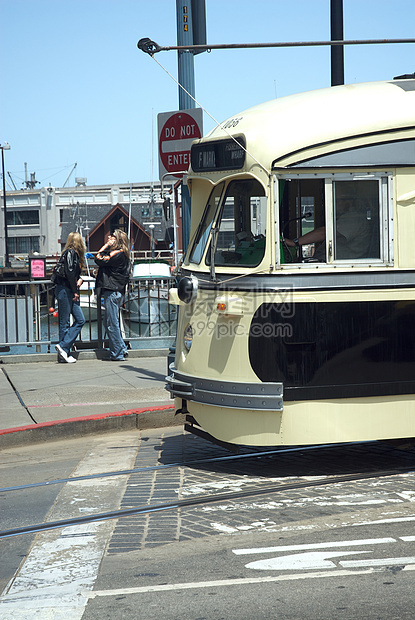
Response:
[0,405,185,449]
[0,348,170,365]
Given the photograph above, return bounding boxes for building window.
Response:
[7,210,40,225]
[8,237,41,254]
[110,214,128,233]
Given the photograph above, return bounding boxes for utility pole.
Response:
[1,143,11,268]
[175,0,206,251]
[331,0,344,86]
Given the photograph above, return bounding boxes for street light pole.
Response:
[149,224,155,259]
[1,142,11,268]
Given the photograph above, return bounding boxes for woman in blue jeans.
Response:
[94,230,130,361]
[54,232,86,363]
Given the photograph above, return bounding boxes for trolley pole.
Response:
[331,0,344,86]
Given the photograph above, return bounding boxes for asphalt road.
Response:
[85,520,415,620]
[1,427,415,619]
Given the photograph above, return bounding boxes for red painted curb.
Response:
[0,405,175,437]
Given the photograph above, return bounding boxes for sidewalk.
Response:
[0,349,183,448]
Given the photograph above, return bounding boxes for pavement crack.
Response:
[1,367,38,424]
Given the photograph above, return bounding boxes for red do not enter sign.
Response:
[158,109,203,178]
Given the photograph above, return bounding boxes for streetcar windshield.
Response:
[207,179,267,267]
[189,183,224,264]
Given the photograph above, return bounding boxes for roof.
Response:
[87,203,149,239]
[200,80,415,172]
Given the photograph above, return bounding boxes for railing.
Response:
[0,277,177,355]
[5,250,177,272]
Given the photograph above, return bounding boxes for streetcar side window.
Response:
[333,180,380,260]
[189,183,224,264]
[280,178,326,263]
[207,179,266,267]
[280,177,384,264]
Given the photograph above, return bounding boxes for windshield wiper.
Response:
[210,226,219,282]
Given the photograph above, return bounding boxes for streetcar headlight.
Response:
[177,275,198,304]
[183,323,193,351]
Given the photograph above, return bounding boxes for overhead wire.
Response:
[149,53,269,177]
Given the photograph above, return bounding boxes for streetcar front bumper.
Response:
[166,365,283,411]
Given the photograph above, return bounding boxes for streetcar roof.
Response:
[199,79,415,170]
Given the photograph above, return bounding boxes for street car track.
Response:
[0,463,413,540]
[0,442,358,493]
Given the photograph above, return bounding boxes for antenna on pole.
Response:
[23,163,39,189]
[63,162,77,188]
[7,172,17,190]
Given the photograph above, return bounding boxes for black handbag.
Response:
[51,253,66,284]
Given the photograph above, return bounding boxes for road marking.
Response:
[0,436,138,619]
[245,551,367,570]
[341,556,415,568]
[232,537,396,555]
[86,564,415,598]
[234,535,415,571]
[353,516,415,526]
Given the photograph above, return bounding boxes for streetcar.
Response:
[166,77,415,448]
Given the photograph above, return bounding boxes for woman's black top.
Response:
[55,249,82,295]
[94,250,130,294]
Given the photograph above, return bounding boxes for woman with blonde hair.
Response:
[95,229,131,361]
[54,231,86,363]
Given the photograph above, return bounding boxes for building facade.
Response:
[0,179,179,265]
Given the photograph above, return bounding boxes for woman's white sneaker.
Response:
[55,344,68,360]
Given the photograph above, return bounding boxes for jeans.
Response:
[55,284,85,355]
[102,289,127,360]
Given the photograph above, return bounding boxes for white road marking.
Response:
[245,551,368,571]
[211,523,239,533]
[353,516,415,526]
[86,569,375,597]
[341,556,415,568]
[401,536,415,542]
[0,436,138,619]
[232,537,397,555]
[0,522,116,618]
[208,512,415,536]
[86,564,415,598]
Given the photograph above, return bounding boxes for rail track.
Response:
[1,440,414,540]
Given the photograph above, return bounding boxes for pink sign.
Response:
[30,258,46,279]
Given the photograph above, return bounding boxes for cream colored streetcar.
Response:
[166,77,415,449]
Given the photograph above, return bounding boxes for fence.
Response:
[10,250,177,273]
[0,277,177,354]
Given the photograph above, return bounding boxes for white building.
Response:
[0,179,176,265]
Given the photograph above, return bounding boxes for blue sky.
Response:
[1,0,414,188]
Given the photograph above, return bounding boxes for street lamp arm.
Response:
[137,37,415,55]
